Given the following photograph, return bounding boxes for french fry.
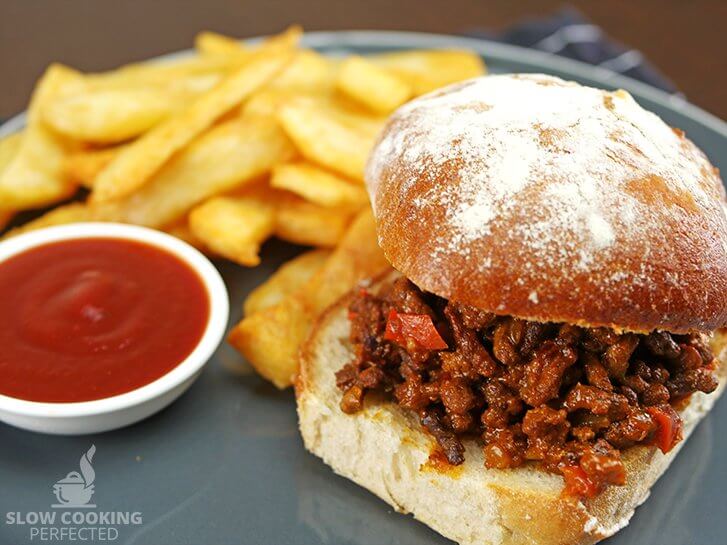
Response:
[44,88,173,144]
[228,209,389,388]
[64,145,125,188]
[93,113,294,227]
[0,133,22,227]
[244,249,330,317]
[243,89,303,118]
[268,50,337,94]
[263,25,303,50]
[0,64,80,210]
[10,113,294,233]
[370,50,486,95]
[241,49,336,118]
[85,56,240,89]
[3,203,92,238]
[274,192,353,248]
[163,72,227,99]
[163,219,210,253]
[195,25,302,68]
[277,97,385,181]
[189,194,275,266]
[0,132,23,175]
[337,55,412,114]
[229,297,311,388]
[42,65,232,144]
[0,133,22,224]
[243,87,331,118]
[91,42,296,202]
[0,132,22,168]
[200,25,302,59]
[302,209,389,315]
[195,31,249,57]
[271,162,368,208]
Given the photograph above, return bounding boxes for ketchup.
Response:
[0,238,210,402]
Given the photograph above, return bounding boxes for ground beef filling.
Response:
[335,277,719,498]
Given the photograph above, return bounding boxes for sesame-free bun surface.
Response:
[366,74,727,334]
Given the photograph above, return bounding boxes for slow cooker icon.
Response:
[51,445,96,508]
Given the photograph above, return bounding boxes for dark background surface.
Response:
[1,0,725,119]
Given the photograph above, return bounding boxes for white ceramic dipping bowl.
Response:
[0,223,229,435]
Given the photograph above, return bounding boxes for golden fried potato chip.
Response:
[228,208,389,388]
[337,55,412,114]
[370,49,485,95]
[244,249,330,317]
[44,88,173,144]
[240,50,336,118]
[196,25,301,61]
[12,113,293,233]
[93,113,295,228]
[3,203,92,238]
[195,31,249,57]
[0,133,23,227]
[0,64,80,210]
[274,192,353,248]
[277,97,385,181]
[270,162,368,208]
[243,88,333,119]
[268,50,337,94]
[243,89,303,118]
[86,56,238,90]
[228,296,310,388]
[163,72,228,100]
[301,209,389,315]
[262,25,303,49]
[80,27,295,94]
[163,219,210,253]
[64,145,125,188]
[189,194,275,266]
[44,71,231,144]
[0,132,22,168]
[91,43,296,202]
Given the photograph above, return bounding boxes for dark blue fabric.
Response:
[466,8,679,94]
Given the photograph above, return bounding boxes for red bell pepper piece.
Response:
[561,465,599,498]
[384,309,448,350]
[646,405,683,454]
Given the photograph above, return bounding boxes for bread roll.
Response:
[366,74,727,334]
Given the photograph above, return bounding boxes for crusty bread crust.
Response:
[296,297,727,545]
[365,74,727,334]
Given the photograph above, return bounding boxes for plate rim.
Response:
[1,29,725,140]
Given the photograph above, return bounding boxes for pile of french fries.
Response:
[0,26,485,388]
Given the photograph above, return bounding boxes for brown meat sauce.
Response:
[336,278,720,497]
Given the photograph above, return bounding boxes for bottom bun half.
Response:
[296,295,727,545]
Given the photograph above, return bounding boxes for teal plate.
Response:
[1,31,725,545]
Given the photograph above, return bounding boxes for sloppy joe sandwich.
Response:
[296,74,727,545]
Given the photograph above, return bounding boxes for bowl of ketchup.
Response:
[0,223,229,434]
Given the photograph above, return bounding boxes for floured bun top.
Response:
[366,74,727,334]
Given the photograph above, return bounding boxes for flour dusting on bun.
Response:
[366,74,727,333]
